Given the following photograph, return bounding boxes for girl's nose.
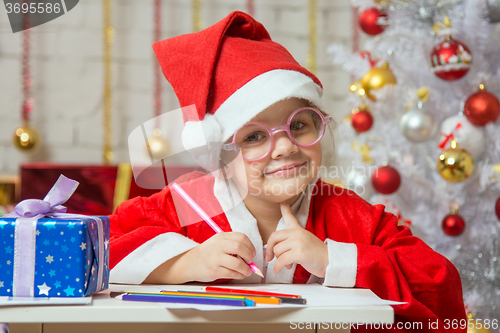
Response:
[271,131,298,159]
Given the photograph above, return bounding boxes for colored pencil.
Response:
[204,286,301,299]
[162,290,282,305]
[171,182,264,278]
[112,291,256,307]
[177,290,305,304]
[115,293,250,307]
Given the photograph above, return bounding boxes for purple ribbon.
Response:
[4,175,104,297]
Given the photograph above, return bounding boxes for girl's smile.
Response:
[263,161,308,177]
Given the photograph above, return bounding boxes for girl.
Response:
[109,11,466,332]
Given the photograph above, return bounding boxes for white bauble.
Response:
[440,115,485,159]
[400,108,437,142]
[344,168,374,199]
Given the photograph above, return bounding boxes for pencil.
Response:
[115,293,250,307]
[112,291,256,306]
[171,182,264,278]
[162,290,282,305]
[204,286,302,299]
[177,290,305,304]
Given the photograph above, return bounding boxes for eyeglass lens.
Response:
[234,108,324,161]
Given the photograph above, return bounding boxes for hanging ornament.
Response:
[440,114,485,160]
[12,123,40,152]
[246,0,254,17]
[358,7,388,36]
[192,0,202,32]
[485,0,500,23]
[351,104,373,132]
[464,83,500,126]
[13,23,40,152]
[361,62,397,101]
[371,165,401,195]
[306,0,317,75]
[442,204,465,236]
[431,17,472,81]
[400,86,437,142]
[146,129,170,160]
[466,312,493,333]
[103,0,114,163]
[146,0,170,160]
[344,168,374,199]
[437,139,475,183]
[495,197,500,220]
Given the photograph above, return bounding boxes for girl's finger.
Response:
[280,202,301,229]
[273,249,294,274]
[225,232,257,257]
[265,230,293,261]
[221,253,253,277]
[271,238,293,259]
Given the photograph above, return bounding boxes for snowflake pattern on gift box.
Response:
[0,217,109,297]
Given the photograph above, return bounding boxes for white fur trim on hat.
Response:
[181,69,324,152]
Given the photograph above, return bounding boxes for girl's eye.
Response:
[290,121,305,131]
[244,132,265,142]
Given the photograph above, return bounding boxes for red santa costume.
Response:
[110,11,466,332]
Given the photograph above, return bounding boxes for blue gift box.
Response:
[0,216,110,297]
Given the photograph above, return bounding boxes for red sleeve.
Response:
[109,186,184,270]
[306,182,466,332]
[353,201,466,332]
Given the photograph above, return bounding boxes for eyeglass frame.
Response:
[221,107,333,162]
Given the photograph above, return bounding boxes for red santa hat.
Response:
[152,11,324,154]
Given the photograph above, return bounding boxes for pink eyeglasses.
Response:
[222,107,332,161]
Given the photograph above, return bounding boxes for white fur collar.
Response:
[213,177,317,284]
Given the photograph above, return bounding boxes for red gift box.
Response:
[20,163,196,215]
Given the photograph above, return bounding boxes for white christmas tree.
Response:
[329,0,500,320]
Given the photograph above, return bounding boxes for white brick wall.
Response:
[0,0,352,174]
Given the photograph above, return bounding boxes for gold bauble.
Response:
[12,124,40,152]
[467,312,492,333]
[361,63,397,100]
[437,140,474,183]
[146,129,170,160]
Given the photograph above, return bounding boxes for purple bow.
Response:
[5,174,78,220]
[4,175,104,297]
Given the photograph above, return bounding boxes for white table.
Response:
[2,286,394,333]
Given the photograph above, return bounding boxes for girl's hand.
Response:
[265,202,329,278]
[184,232,257,282]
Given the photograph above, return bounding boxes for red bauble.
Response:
[495,197,500,220]
[430,37,472,80]
[352,110,373,132]
[371,165,401,195]
[441,214,465,236]
[358,7,387,36]
[464,89,500,126]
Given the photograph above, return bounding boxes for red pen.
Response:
[204,286,301,299]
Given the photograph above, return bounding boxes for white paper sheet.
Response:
[108,283,405,311]
[0,296,92,306]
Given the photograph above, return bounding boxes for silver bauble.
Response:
[344,168,374,199]
[399,108,437,142]
[485,0,500,23]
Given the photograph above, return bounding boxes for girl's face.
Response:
[224,98,323,204]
